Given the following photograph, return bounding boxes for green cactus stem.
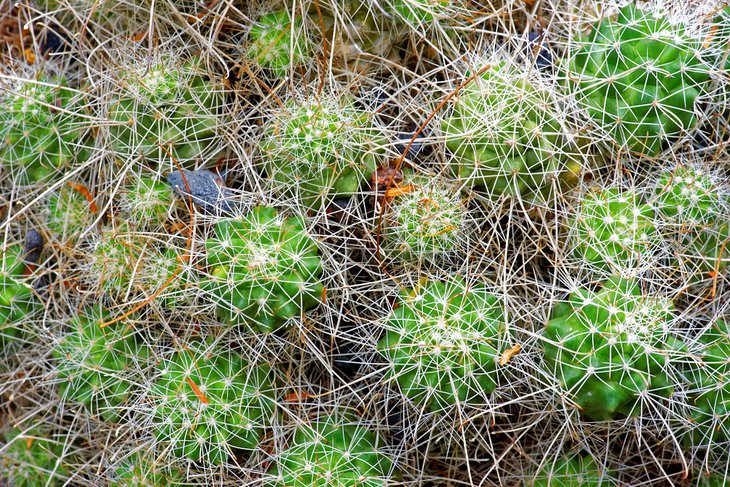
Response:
[0,428,69,487]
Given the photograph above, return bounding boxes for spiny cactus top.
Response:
[52,306,148,422]
[378,277,508,411]
[248,10,314,76]
[119,176,175,229]
[260,94,386,209]
[529,453,616,486]
[111,451,183,486]
[568,4,711,156]
[204,206,324,333]
[0,428,69,487]
[441,61,579,199]
[379,172,471,264]
[683,319,730,447]
[569,188,657,275]
[391,0,451,24]
[108,57,226,170]
[0,77,89,182]
[1,244,37,353]
[46,183,95,243]
[653,166,729,280]
[267,414,395,486]
[150,341,279,465]
[543,277,682,420]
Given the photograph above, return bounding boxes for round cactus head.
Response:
[267,411,396,486]
[542,277,683,420]
[1,243,38,354]
[107,55,226,171]
[441,60,581,199]
[52,305,148,423]
[149,339,280,465]
[683,319,730,448]
[110,451,183,486]
[529,452,616,486]
[0,428,70,487]
[260,93,386,209]
[568,188,657,276]
[247,10,315,77]
[0,76,89,183]
[46,182,96,243]
[118,175,175,230]
[653,165,729,283]
[203,206,324,333]
[378,276,510,411]
[568,4,711,156]
[379,172,472,265]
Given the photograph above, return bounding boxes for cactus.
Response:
[149,340,279,465]
[529,452,616,486]
[111,451,183,486]
[568,4,711,156]
[1,244,37,354]
[119,176,175,229]
[378,276,509,411]
[0,428,69,487]
[653,166,729,282]
[260,93,386,209]
[390,0,451,24]
[203,206,324,333]
[378,172,471,264]
[52,305,147,422]
[568,188,657,276]
[248,10,315,77]
[542,277,682,421]
[0,76,89,183]
[683,319,730,448]
[267,412,396,486]
[46,183,95,243]
[107,56,226,171]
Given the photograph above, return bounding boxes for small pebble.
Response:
[394,129,428,160]
[166,169,236,214]
[527,31,554,71]
[24,229,44,264]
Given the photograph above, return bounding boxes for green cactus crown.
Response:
[203,205,324,333]
[568,4,711,156]
[1,428,69,487]
[529,452,617,486]
[1,243,38,353]
[378,276,509,411]
[248,10,315,76]
[441,59,580,199]
[543,277,683,420]
[260,93,387,209]
[110,451,183,486]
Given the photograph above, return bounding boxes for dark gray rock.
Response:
[24,229,44,264]
[166,169,237,214]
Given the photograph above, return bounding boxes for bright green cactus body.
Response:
[120,176,175,229]
[529,453,616,486]
[654,166,729,282]
[150,340,279,465]
[0,77,89,182]
[108,57,226,170]
[441,61,580,199]
[248,10,314,76]
[1,244,36,353]
[111,451,183,486]
[260,94,386,209]
[390,0,450,24]
[204,206,324,332]
[52,306,147,422]
[568,4,711,156]
[569,188,657,275]
[543,277,682,420]
[684,320,730,447]
[378,277,508,410]
[267,414,395,486]
[0,428,69,487]
[46,183,95,242]
[380,172,470,264]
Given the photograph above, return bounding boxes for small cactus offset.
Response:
[378,276,509,411]
[0,76,89,183]
[45,183,96,243]
[568,4,711,156]
[110,451,183,486]
[259,93,386,209]
[542,277,683,421]
[378,172,471,265]
[1,243,38,353]
[247,10,315,76]
[148,340,279,465]
[529,452,616,486]
[203,206,324,332]
[107,56,226,171]
[567,188,657,276]
[52,306,148,422]
[267,412,396,486]
[0,428,69,487]
[118,175,176,230]
[441,60,580,199]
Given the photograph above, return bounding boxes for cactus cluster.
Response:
[0,243,36,353]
